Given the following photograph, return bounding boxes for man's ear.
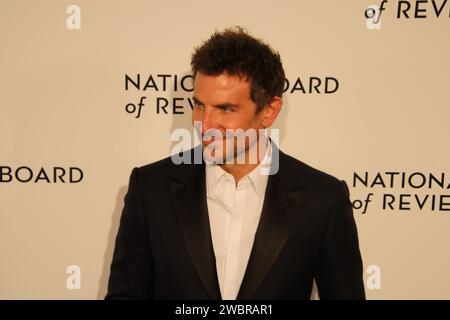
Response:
[261,96,282,128]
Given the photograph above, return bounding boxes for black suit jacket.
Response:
[106,144,365,299]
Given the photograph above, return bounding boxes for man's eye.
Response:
[218,105,233,112]
[194,102,204,108]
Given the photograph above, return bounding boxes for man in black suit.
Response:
[106,27,365,300]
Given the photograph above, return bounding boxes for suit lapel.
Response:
[169,162,222,300]
[236,172,299,299]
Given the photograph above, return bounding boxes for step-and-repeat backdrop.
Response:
[1,0,449,299]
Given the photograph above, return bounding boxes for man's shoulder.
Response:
[278,149,345,191]
[132,148,200,183]
[130,147,345,191]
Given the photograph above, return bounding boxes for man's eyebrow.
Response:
[192,96,239,108]
[215,102,239,108]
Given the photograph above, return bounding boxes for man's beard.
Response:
[202,133,264,165]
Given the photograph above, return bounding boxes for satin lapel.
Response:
[169,164,221,300]
[236,173,299,299]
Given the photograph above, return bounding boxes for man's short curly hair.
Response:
[191,26,285,113]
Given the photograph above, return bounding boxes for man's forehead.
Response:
[195,71,249,85]
[194,72,251,98]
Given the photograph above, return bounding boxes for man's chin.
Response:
[202,146,250,165]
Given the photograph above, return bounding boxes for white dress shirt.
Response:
[205,138,272,300]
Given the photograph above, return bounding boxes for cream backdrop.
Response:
[1,0,449,299]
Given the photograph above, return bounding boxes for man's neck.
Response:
[219,138,268,186]
[220,162,259,186]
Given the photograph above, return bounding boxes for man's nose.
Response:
[201,107,218,134]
